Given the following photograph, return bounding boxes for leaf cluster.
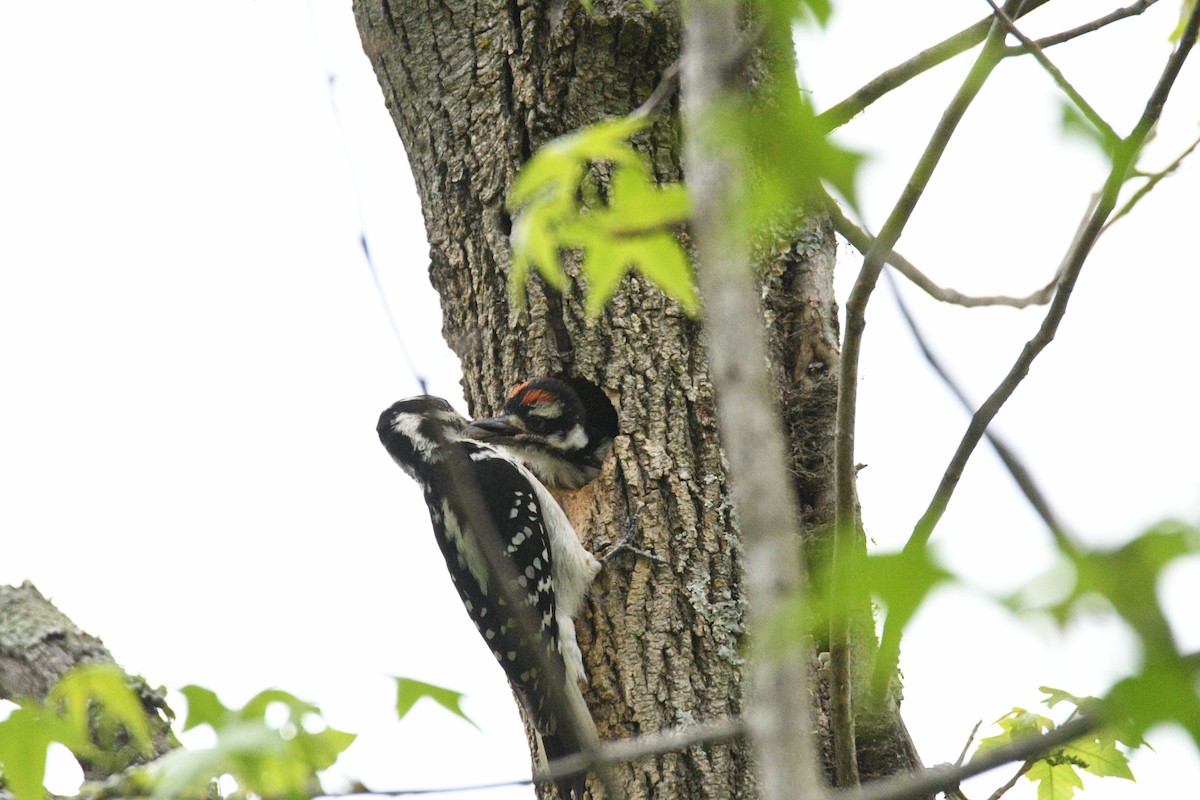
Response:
[973,688,1136,800]
[0,665,155,800]
[149,686,355,800]
[506,116,696,317]
[1010,522,1200,746]
[767,517,1200,794]
[0,670,491,800]
[717,79,864,233]
[504,1,863,318]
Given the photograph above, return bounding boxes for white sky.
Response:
[2,1,1198,799]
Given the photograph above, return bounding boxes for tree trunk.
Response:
[353,1,920,795]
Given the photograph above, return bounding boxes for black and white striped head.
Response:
[377,395,470,473]
[463,377,618,489]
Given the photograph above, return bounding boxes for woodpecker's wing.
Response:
[427,442,570,735]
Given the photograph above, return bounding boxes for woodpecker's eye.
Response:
[525,415,550,434]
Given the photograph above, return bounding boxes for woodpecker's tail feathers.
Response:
[538,677,598,800]
[540,732,589,800]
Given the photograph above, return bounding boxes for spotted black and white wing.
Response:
[378,396,599,798]
[425,444,569,734]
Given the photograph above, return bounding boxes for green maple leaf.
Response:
[507,116,695,317]
[1027,757,1086,800]
[394,677,479,731]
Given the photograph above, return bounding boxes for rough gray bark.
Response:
[353,0,920,796]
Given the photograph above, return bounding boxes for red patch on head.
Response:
[520,388,556,406]
[510,381,530,398]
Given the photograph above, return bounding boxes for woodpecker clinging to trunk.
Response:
[377,395,600,798]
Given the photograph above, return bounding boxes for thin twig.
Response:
[819,1,1155,131]
[1105,133,1200,230]
[631,22,766,123]
[316,62,427,392]
[1013,0,1159,52]
[540,717,746,784]
[830,11,1013,783]
[984,761,1034,800]
[942,722,984,800]
[324,724,744,796]
[827,200,1058,308]
[839,715,1101,800]
[870,265,1081,696]
[956,721,984,767]
[329,714,1096,800]
[316,654,1200,799]
[883,267,1073,542]
[335,718,746,797]
[631,59,680,121]
[343,777,535,796]
[818,0,1052,131]
[986,0,1119,144]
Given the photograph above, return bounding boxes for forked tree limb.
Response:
[902,0,1200,557]
[818,0,1051,130]
[875,0,1200,694]
[1009,0,1160,53]
[828,201,1058,309]
[819,0,1158,130]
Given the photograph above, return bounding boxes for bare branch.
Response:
[336,711,1099,799]
[334,718,746,796]
[831,11,1012,768]
[878,28,1200,676]
[839,715,1101,800]
[1013,0,1160,52]
[1105,133,1200,230]
[540,717,746,786]
[827,201,1058,308]
[871,264,1082,695]
[901,0,1200,558]
[681,3,824,798]
[818,0,1052,131]
[956,721,984,767]
[986,0,1119,143]
[631,59,680,121]
[820,0,1158,130]
[882,267,1074,543]
[984,761,1034,800]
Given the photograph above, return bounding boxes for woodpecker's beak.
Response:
[462,415,525,441]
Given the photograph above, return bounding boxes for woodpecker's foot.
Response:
[601,504,668,566]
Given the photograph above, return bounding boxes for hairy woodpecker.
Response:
[463,377,619,490]
[377,395,600,798]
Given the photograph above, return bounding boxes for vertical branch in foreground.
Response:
[680,4,823,799]
[828,11,1009,785]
